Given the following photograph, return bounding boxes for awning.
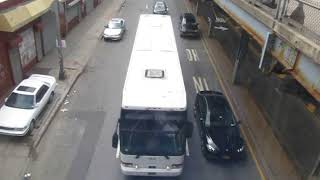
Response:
[0,0,55,32]
[67,0,80,8]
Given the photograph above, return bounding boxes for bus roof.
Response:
[122,14,186,111]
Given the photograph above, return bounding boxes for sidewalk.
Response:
[186,1,301,180]
[29,0,123,151]
[0,0,123,179]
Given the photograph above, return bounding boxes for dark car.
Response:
[179,13,200,37]
[194,91,244,160]
[153,1,168,15]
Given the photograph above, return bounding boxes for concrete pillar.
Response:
[196,0,199,16]
[208,17,214,37]
[232,30,249,84]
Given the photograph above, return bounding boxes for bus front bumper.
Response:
[120,164,183,177]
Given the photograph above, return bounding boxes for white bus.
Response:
[112,14,193,177]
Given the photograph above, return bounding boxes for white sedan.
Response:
[0,74,57,136]
[103,18,126,40]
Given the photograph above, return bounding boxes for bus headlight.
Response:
[121,162,133,167]
[171,164,183,169]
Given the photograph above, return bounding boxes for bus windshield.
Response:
[119,110,186,156]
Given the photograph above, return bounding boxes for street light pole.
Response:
[55,0,65,80]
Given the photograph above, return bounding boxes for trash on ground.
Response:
[60,108,69,112]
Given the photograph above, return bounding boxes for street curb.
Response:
[31,69,83,150]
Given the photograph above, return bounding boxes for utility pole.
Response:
[55,0,65,80]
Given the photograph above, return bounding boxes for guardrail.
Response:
[243,0,320,45]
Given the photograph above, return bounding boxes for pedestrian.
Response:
[290,2,305,25]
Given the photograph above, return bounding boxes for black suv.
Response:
[194,91,244,160]
[179,13,200,37]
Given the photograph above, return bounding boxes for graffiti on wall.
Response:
[19,28,37,68]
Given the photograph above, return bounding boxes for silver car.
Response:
[103,18,126,41]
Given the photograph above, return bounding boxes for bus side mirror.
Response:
[185,122,193,138]
[112,132,118,148]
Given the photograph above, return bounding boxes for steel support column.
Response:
[232,30,249,84]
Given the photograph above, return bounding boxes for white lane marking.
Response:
[116,140,120,158]
[186,49,199,62]
[191,49,199,61]
[203,77,209,90]
[193,76,210,93]
[186,49,193,61]
[186,140,190,156]
[214,26,229,31]
[146,4,148,9]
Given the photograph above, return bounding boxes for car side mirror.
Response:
[105,25,108,28]
[231,121,241,127]
[112,132,118,148]
[185,121,193,138]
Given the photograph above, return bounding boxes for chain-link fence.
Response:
[282,0,320,45]
[240,0,320,45]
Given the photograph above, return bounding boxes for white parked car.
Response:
[103,18,126,41]
[0,74,57,136]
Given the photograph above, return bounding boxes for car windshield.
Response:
[120,130,185,156]
[5,92,34,109]
[184,24,198,30]
[108,21,121,29]
[155,3,165,10]
[185,16,196,23]
[119,110,186,156]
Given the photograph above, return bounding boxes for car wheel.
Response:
[48,92,54,104]
[27,121,35,136]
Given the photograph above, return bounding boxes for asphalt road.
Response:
[27,0,261,179]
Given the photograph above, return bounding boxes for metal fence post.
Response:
[55,0,65,80]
